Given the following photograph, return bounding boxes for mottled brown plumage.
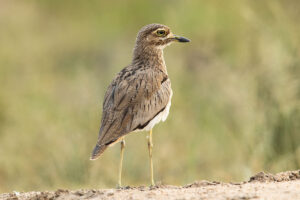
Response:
[90,24,189,186]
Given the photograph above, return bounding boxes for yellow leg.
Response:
[117,138,125,188]
[147,129,155,186]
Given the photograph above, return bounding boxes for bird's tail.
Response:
[90,143,108,160]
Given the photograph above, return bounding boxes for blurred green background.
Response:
[0,0,299,192]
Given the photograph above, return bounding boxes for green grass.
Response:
[0,0,299,192]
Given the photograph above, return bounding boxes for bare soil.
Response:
[1,170,299,200]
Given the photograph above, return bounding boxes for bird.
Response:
[90,23,190,187]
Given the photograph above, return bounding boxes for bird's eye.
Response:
[156,30,166,37]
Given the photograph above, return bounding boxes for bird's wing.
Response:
[97,67,170,146]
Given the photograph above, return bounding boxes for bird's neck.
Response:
[132,46,167,74]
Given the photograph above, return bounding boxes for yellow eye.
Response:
[156,30,166,37]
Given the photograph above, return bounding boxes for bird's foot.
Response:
[116,184,122,189]
[116,185,130,190]
[149,184,157,190]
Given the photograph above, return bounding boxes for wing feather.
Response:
[96,67,170,146]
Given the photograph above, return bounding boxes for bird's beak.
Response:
[173,35,190,43]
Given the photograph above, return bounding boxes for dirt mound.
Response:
[1,170,300,200]
[249,170,300,182]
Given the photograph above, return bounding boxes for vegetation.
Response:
[0,0,299,192]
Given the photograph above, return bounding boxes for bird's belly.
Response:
[141,90,173,132]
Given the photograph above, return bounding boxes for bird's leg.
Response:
[117,138,125,188]
[147,129,155,186]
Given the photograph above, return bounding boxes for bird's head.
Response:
[134,24,190,53]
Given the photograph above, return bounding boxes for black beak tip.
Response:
[176,36,191,43]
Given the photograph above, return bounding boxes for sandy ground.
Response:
[1,170,299,200]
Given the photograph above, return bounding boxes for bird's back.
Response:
[91,63,172,159]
